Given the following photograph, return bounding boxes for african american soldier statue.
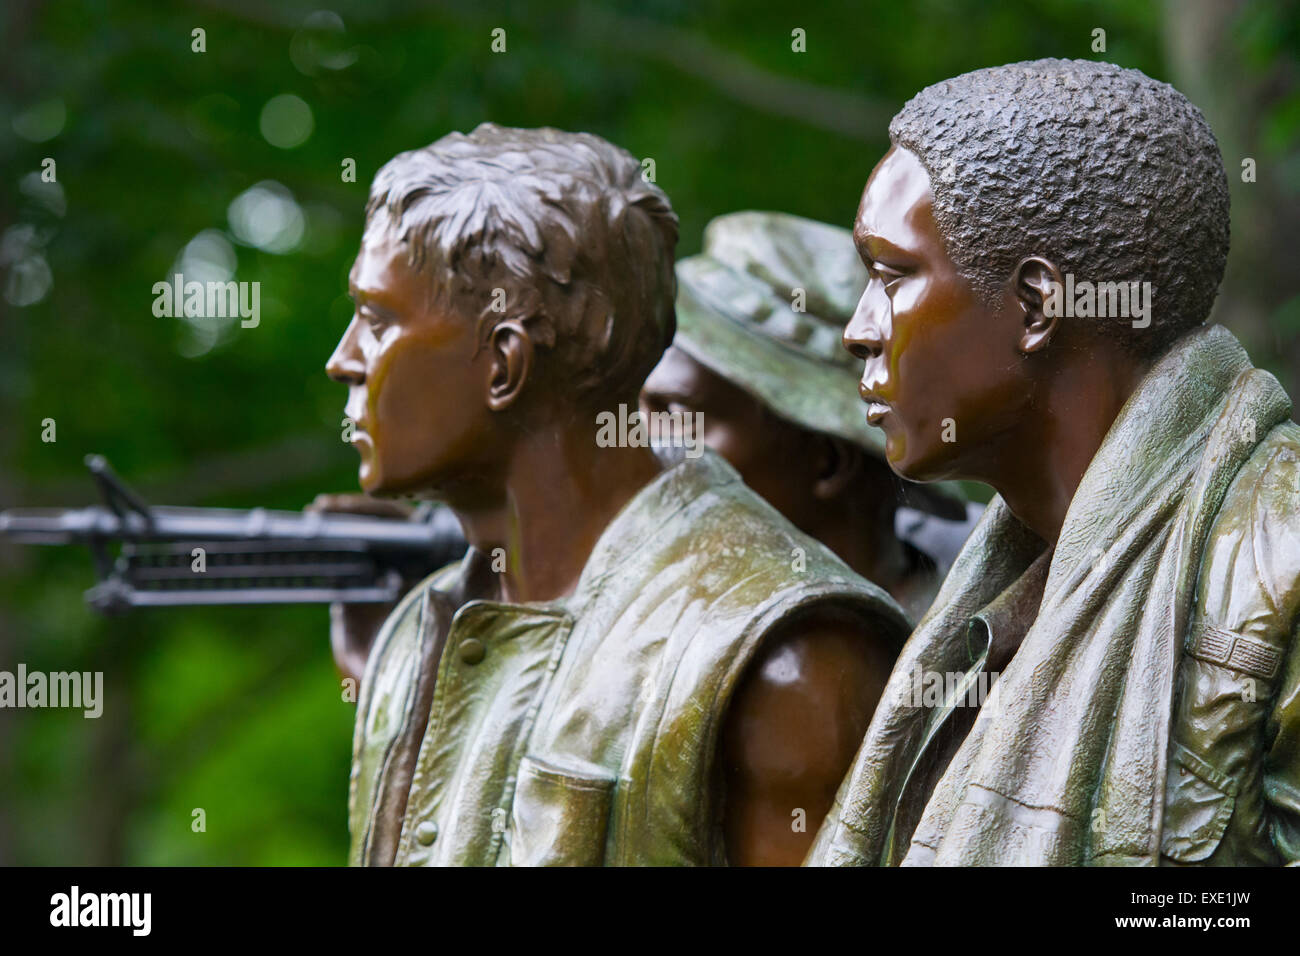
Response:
[326,124,910,866]
[808,59,1300,866]
[640,211,978,623]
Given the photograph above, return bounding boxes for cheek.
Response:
[372,343,439,431]
[898,331,1028,475]
[886,289,999,466]
[701,415,795,503]
[368,328,478,456]
[700,417,754,468]
[887,307,952,435]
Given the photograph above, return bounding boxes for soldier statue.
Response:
[327,124,910,866]
[809,59,1300,866]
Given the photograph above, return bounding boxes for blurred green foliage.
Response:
[0,0,1295,864]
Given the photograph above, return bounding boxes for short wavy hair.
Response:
[889,59,1229,354]
[365,123,678,399]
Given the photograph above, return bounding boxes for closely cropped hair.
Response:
[365,123,679,398]
[889,59,1230,354]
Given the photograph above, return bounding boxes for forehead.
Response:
[854,145,939,252]
[643,344,753,411]
[348,224,417,297]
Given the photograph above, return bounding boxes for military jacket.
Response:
[349,451,908,865]
[807,325,1300,866]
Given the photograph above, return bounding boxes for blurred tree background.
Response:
[0,0,1296,865]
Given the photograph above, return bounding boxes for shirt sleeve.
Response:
[1170,424,1300,865]
[1255,439,1300,862]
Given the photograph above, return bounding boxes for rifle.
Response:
[0,455,467,614]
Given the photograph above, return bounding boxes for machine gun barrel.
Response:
[0,455,467,613]
[0,503,454,549]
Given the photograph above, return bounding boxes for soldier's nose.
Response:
[843,293,885,362]
[326,318,367,385]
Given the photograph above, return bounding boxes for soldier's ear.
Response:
[812,435,863,501]
[1013,256,1063,354]
[485,319,534,412]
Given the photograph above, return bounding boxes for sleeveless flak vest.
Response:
[348,450,909,865]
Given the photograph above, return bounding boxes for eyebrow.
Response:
[348,285,398,318]
[855,229,911,262]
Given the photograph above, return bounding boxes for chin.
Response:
[370,460,451,499]
[886,439,954,485]
[357,458,384,494]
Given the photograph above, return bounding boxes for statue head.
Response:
[326,123,678,495]
[641,210,964,527]
[843,59,1230,483]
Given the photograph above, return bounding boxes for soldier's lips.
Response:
[864,401,890,426]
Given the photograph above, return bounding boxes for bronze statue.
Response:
[809,59,1300,866]
[326,124,911,866]
[640,211,976,622]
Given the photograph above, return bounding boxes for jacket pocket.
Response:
[1161,741,1238,863]
[509,755,617,866]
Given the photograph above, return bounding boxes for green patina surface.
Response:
[808,325,1300,866]
[350,450,911,865]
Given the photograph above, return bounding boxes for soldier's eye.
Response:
[870,262,906,287]
[362,310,390,335]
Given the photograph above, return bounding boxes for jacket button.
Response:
[415,821,439,846]
[459,638,486,664]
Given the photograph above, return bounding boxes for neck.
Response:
[982,341,1152,545]
[449,409,663,604]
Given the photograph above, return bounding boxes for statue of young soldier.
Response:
[808,60,1300,866]
[326,124,910,866]
[640,211,978,622]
